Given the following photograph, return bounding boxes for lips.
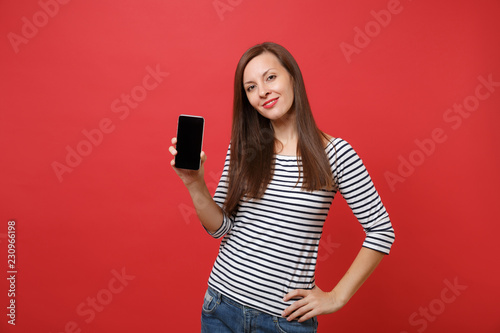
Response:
[262,97,278,109]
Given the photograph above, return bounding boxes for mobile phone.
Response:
[175,115,205,170]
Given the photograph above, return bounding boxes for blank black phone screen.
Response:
[175,115,204,170]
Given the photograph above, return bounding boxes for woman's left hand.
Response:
[281,285,346,322]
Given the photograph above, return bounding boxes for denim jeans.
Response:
[201,287,318,333]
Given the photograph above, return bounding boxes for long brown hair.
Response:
[224,42,334,217]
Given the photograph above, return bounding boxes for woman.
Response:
[169,42,395,332]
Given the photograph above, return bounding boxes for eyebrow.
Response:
[243,68,276,85]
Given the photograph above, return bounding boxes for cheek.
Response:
[285,89,294,108]
[279,79,294,106]
[246,93,259,108]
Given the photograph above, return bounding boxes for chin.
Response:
[259,109,287,119]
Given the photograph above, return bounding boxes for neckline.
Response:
[275,153,297,158]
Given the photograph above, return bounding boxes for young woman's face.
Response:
[243,52,295,122]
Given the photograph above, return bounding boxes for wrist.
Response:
[329,288,349,307]
[186,177,207,193]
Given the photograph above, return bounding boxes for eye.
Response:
[266,74,276,81]
[246,84,256,92]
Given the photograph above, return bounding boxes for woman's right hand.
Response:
[169,137,207,188]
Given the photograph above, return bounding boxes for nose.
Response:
[258,86,270,98]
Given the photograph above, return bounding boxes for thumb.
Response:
[283,289,308,302]
[200,151,207,165]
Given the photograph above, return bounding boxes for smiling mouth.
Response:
[262,98,278,108]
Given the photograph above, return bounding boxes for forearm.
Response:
[186,180,224,233]
[330,247,385,304]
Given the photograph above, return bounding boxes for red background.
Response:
[1,0,500,332]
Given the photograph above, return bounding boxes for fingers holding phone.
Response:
[169,137,206,167]
[169,137,180,166]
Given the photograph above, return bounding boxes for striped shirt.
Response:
[207,137,395,317]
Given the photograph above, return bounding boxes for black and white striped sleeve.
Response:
[329,138,395,254]
[207,145,235,239]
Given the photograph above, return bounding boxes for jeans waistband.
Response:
[208,286,262,313]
